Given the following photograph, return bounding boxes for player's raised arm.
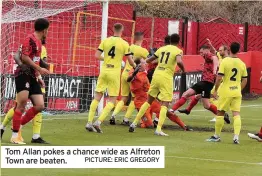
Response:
[207,38,217,54]
[176,55,185,73]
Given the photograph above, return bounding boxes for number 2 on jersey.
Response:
[108,46,116,58]
[160,52,170,64]
[230,68,238,81]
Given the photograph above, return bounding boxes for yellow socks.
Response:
[32,113,42,139]
[156,106,167,132]
[233,115,241,136]
[112,100,124,116]
[124,101,135,119]
[2,108,15,127]
[215,116,224,136]
[98,102,115,122]
[88,99,99,123]
[133,102,150,125]
[32,113,42,135]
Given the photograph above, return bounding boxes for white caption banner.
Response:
[1,146,165,168]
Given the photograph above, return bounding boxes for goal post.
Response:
[72,10,136,115]
[1,1,135,117]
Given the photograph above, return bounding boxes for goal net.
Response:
[0,1,135,116]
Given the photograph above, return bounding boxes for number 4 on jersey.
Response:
[108,46,116,58]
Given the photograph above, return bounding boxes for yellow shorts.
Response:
[218,96,242,112]
[148,75,173,102]
[121,71,131,97]
[95,71,120,97]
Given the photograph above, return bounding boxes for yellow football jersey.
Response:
[98,36,131,72]
[41,45,47,60]
[153,45,182,78]
[218,57,248,97]
[123,44,149,72]
[216,51,223,64]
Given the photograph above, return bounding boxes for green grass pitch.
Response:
[1,98,262,176]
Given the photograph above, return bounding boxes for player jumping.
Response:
[129,33,185,136]
[170,45,219,120]
[128,59,190,130]
[110,32,149,125]
[178,39,230,124]
[10,18,50,144]
[85,23,136,133]
[206,42,248,144]
[0,40,49,144]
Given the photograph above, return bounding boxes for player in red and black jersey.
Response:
[11,18,50,144]
[170,45,219,115]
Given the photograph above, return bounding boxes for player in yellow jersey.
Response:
[85,23,136,133]
[206,42,248,144]
[110,32,149,125]
[0,40,49,144]
[129,34,185,136]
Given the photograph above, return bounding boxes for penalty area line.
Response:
[166,156,262,165]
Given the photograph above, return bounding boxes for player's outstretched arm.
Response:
[207,38,217,54]
[146,55,157,64]
[127,65,141,82]
[176,55,185,73]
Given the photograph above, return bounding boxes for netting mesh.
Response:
[1,1,134,115]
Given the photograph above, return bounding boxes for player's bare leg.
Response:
[93,96,117,133]
[10,91,28,144]
[154,101,169,136]
[19,94,45,143]
[171,88,196,112]
[110,96,128,125]
[129,95,155,132]
[86,92,103,132]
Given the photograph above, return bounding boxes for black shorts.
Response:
[15,73,42,96]
[191,81,214,98]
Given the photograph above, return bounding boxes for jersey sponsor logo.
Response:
[33,56,40,63]
[25,82,30,88]
[229,86,238,90]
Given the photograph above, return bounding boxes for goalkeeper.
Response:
[127,59,190,130]
[0,40,49,144]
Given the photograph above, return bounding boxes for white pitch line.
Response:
[166,156,262,166]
